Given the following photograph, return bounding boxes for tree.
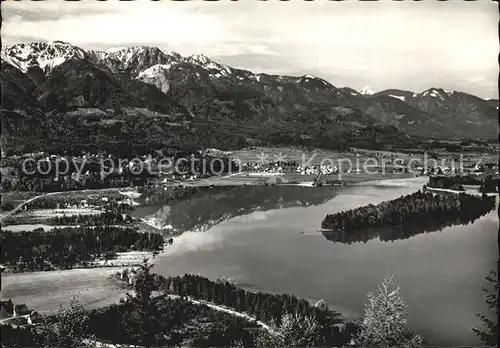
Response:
[229,338,247,347]
[356,275,423,348]
[121,260,164,347]
[41,298,96,348]
[255,312,322,348]
[472,268,498,346]
[314,299,328,312]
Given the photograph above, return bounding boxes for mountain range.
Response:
[1,41,497,156]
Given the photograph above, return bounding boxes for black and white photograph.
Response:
[0,0,498,347]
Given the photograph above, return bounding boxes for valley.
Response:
[0,31,498,348]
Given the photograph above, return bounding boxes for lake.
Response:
[134,177,497,346]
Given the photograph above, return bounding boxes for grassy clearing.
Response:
[2,188,125,202]
[17,208,103,217]
[3,208,103,225]
[231,147,355,165]
[0,268,129,314]
[231,146,497,170]
[94,251,153,267]
[165,171,418,187]
[1,191,41,206]
[1,224,130,232]
[168,174,268,187]
[359,176,429,187]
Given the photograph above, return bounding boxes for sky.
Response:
[2,0,498,99]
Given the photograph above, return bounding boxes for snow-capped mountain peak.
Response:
[187,53,231,75]
[90,46,186,76]
[297,74,333,88]
[421,88,449,100]
[105,47,129,53]
[359,85,375,95]
[2,41,87,73]
[189,54,213,66]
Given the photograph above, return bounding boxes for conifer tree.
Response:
[121,260,163,347]
[356,275,423,348]
[255,312,322,348]
[41,298,96,348]
[472,268,498,346]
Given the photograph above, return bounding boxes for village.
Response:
[3,147,497,194]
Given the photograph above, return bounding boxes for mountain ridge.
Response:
[3,40,493,101]
[1,40,498,156]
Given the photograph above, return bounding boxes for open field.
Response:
[1,191,42,205]
[2,188,129,204]
[166,171,418,188]
[1,188,136,214]
[0,268,129,314]
[358,176,428,187]
[119,190,142,199]
[231,146,498,169]
[2,207,103,225]
[231,146,374,166]
[2,224,131,233]
[94,251,153,267]
[16,208,102,218]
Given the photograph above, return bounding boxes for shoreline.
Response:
[0,177,427,319]
[425,186,497,197]
[139,176,428,321]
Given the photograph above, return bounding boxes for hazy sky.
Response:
[3,0,498,98]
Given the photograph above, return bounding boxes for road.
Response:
[164,293,276,333]
[425,186,495,196]
[1,191,63,222]
[88,293,279,348]
[0,187,129,223]
[1,173,248,224]
[0,313,32,325]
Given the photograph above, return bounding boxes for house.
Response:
[27,311,43,325]
[127,272,137,285]
[332,322,346,333]
[14,304,31,317]
[0,300,14,319]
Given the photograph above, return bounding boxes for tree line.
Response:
[87,295,260,347]
[5,172,140,193]
[48,211,132,226]
[0,226,163,272]
[2,152,240,193]
[321,190,496,232]
[322,209,493,245]
[162,274,353,346]
[22,194,129,210]
[92,264,354,347]
[426,176,466,191]
[479,175,498,193]
[426,175,498,192]
[1,262,496,348]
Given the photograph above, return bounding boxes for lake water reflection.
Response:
[134,180,497,346]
